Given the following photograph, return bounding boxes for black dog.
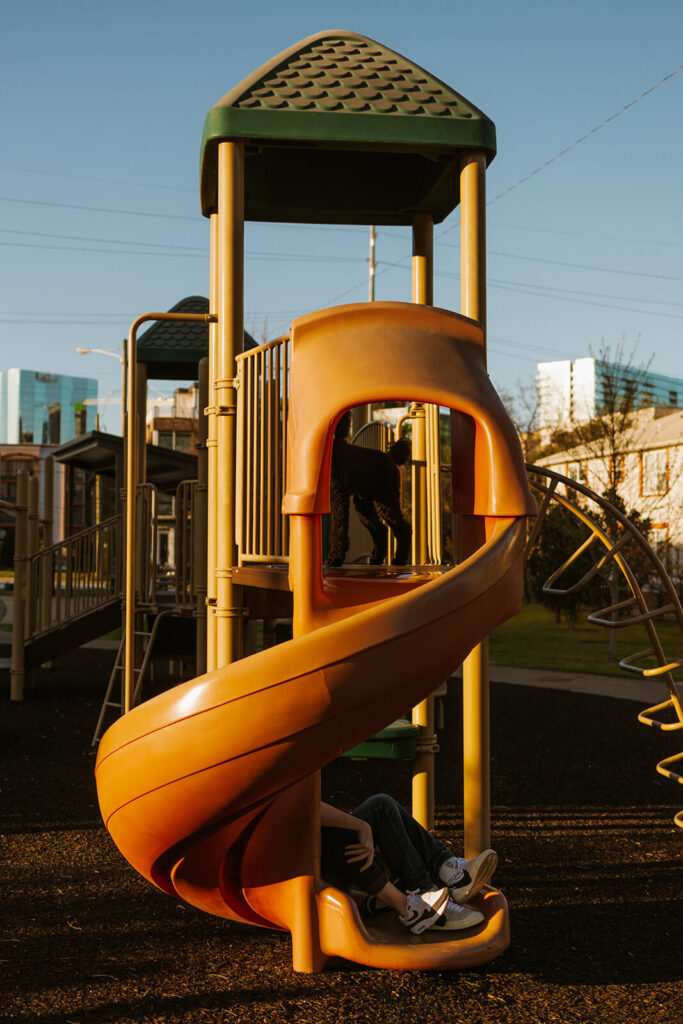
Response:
[327,412,412,567]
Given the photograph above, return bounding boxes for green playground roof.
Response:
[137,296,256,379]
[200,29,496,225]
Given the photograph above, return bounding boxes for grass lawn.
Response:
[490,602,682,677]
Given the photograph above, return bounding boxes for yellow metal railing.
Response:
[175,479,196,610]
[235,335,290,564]
[526,464,683,827]
[26,514,123,638]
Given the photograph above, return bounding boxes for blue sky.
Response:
[2,0,681,432]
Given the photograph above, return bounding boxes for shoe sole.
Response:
[450,849,498,905]
[434,908,485,931]
[409,888,450,935]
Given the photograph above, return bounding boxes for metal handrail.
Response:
[235,335,290,564]
[26,514,123,639]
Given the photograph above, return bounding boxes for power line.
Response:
[0,164,195,192]
[487,280,683,320]
[437,63,683,241]
[486,276,683,308]
[488,64,683,207]
[487,249,682,283]
[0,227,206,252]
[436,236,683,281]
[0,238,367,263]
[0,194,200,221]
[487,221,683,249]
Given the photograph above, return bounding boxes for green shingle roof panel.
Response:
[137,297,256,380]
[200,30,496,224]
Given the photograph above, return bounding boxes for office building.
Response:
[0,368,97,445]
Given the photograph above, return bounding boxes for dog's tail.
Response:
[388,437,411,467]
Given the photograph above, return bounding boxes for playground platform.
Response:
[2,667,680,1024]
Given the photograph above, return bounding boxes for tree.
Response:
[530,340,665,657]
[499,380,542,462]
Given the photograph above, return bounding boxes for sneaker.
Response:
[399,886,450,935]
[433,899,484,931]
[438,849,498,905]
[363,893,391,915]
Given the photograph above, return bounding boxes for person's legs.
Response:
[351,794,453,892]
[320,826,390,894]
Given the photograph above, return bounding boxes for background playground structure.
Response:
[5,28,682,978]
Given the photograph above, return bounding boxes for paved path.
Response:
[452,663,669,704]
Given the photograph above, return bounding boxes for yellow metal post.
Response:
[460,151,491,857]
[43,455,54,547]
[25,475,40,643]
[124,317,139,714]
[207,213,219,670]
[215,141,245,667]
[124,312,215,713]
[411,213,437,829]
[195,357,209,676]
[40,455,54,631]
[410,403,428,566]
[10,470,29,701]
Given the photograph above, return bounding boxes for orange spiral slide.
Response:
[95,303,536,972]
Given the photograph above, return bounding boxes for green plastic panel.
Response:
[200,30,495,224]
[342,718,419,760]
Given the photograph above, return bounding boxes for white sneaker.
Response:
[433,899,484,931]
[438,849,498,905]
[399,886,450,934]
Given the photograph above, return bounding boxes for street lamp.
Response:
[76,343,126,436]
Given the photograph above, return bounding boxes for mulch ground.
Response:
[1,647,681,1024]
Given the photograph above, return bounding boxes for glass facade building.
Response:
[0,369,98,445]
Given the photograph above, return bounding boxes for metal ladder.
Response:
[526,465,683,827]
[91,611,169,746]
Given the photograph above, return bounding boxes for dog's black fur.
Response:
[327,412,412,567]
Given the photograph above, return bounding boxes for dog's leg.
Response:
[326,479,350,567]
[353,495,387,564]
[375,501,412,565]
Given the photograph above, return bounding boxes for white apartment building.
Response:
[536,406,683,568]
[536,358,682,431]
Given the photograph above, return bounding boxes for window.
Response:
[175,431,192,454]
[669,390,678,407]
[649,525,669,552]
[157,431,174,449]
[566,461,586,483]
[641,449,668,495]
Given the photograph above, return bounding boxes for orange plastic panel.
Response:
[95,300,535,973]
[282,301,535,518]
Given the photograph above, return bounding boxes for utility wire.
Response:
[437,63,683,240]
[0,164,195,192]
[0,227,206,251]
[488,64,683,207]
[0,194,200,221]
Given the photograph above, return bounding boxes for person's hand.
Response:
[344,819,375,871]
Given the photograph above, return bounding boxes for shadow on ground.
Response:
[1,657,681,1024]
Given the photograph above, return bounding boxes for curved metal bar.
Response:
[526,462,683,827]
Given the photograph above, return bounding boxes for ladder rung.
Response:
[638,699,683,732]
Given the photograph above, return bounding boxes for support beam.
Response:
[411,213,436,829]
[207,214,219,670]
[459,151,491,857]
[215,141,245,667]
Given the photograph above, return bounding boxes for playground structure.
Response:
[7,29,681,972]
[94,29,538,972]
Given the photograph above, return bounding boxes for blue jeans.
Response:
[351,793,453,893]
